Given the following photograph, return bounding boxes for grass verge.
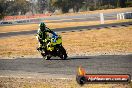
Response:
[0,26,132,58]
[53,7,132,16]
[0,77,131,88]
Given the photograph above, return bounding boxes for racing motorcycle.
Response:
[39,34,67,60]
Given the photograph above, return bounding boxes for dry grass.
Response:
[80,7,132,14]
[0,19,132,33]
[0,26,132,58]
[0,24,38,33]
[62,26,132,55]
[0,77,131,88]
[0,34,38,58]
[54,7,132,16]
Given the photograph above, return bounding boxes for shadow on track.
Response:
[43,56,92,61]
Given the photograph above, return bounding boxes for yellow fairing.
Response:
[47,45,54,51]
[52,36,62,45]
[47,35,62,51]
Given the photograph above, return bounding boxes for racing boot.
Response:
[37,47,43,51]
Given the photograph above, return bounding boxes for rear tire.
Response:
[60,54,67,60]
[59,46,67,60]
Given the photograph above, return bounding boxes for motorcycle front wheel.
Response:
[45,55,51,60]
[41,52,51,60]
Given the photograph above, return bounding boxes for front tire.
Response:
[41,53,51,60]
[45,55,51,60]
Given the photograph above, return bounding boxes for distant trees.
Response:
[9,0,30,15]
[71,0,84,12]
[0,0,30,19]
[0,0,6,19]
[50,0,72,13]
[38,0,47,13]
[0,0,132,18]
[50,0,85,13]
[126,0,132,7]
[50,0,131,13]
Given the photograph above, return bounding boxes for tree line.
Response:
[0,0,30,19]
[52,0,132,13]
[0,0,132,19]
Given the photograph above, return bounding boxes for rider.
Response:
[36,22,58,51]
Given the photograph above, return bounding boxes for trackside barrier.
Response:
[117,12,132,20]
[100,13,104,24]
[3,13,52,21]
[124,12,132,19]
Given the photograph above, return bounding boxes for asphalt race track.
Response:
[0,55,132,78]
[0,11,127,26]
[0,22,132,38]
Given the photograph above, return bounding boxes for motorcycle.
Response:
[39,34,67,60]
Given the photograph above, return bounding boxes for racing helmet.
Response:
[39,22,46,31]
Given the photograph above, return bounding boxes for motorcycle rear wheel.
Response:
[60,54,67,60]
[59,46,67,60]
